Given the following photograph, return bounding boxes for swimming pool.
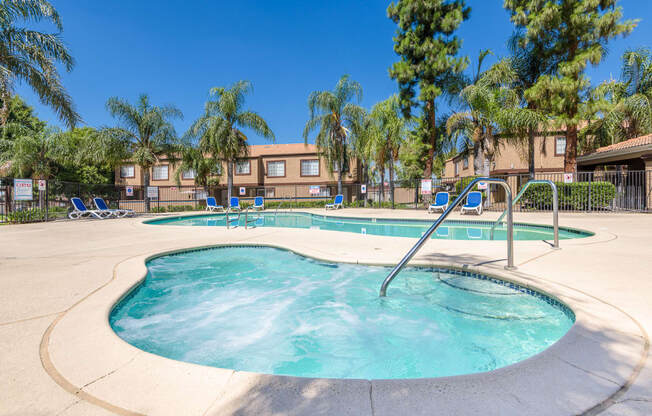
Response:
[110,246,574,379]
[145,212,592,241]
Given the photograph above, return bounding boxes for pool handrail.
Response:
[225,207,240,229]
[489,179,559,249]
[379,177,514,297]
[275,198,292,217]
[244,206,261,229]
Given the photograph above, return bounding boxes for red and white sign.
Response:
[38,180,47,191]
[360,184,367,194]
[309,185,320,195]
[13,179,33,201]
[125,186,134,197]
[563,173,573,184]
[239,187,246,196]
[170,186,177,191]
[477,181,488,190]
[420,179,432,195]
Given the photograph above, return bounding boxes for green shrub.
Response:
[5,208,46,223]
[521,181,616,210]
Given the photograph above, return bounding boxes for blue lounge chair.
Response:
[253,196,264,211]
[206,197,224,212]
[325,194,344,210]
[428,192,449,213]
[229,197,240,211]
[460,191,483,215]
[93,197,134,218]
[69,197,110,219]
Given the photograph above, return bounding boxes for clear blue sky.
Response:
[16,0,652,145]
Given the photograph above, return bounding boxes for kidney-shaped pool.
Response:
[110,246,574,379]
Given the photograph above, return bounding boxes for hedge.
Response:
[520,181,616,210]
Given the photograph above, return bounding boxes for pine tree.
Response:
[388,0,470,177]
[504,0,637,173]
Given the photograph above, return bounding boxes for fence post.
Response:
[588,173,592,213]
[45,180,49,222]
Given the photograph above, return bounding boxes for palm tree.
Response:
[7,125,64,179]
[446,51,517,177]
[582,48,652,150]
[0,0,79,127]
[172,144,218,192]
[369,95,407,209]
[187,80,274,202]
[92,94,182,211]
[303,75,365,195]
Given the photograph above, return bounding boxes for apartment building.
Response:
[444,134,567,178]
[114,143,361,200]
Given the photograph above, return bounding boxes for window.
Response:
[266,161,285,177]
[454,162,459,176]
[235,160,250,175]
[555,137,566,156]
[265,188,275,198]
[301,159,320,176]
[463,157,469,169]
[214,163,223,176]
[152,165,168,180]
[318,187,331,197]
[182,169,196,180]
[120,165,135,178]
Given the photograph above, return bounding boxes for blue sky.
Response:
[16,0,652,145]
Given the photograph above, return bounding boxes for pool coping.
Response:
[140,210,596,239]
[42,239,648,415]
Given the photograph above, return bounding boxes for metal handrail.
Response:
[489,179,559,249]
[275,198,292,217]
[244,206,260,229]
[379,177,514,297]
[225,207,240,229]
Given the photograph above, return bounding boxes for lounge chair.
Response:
[69,197,111,220]
[206,197,225,212]
[460,191,483,215]
[325,194,344,210]
[428,192,449,213]
[253,196,264,211]
[229,197,240,211]
[93,197,134,218]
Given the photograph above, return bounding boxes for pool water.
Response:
[110,246,574,379]
[146,212,592,241]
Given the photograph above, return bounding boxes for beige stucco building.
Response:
[443,134,567,178]
[114,143,361,201]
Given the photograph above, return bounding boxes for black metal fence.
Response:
[2,170,650,224]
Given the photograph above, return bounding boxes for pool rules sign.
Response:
[13,179,33,201]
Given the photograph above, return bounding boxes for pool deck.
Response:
[1,209,651,415]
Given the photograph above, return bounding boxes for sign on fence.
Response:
[125,186,134,197]
[38,179,46,191]
[563,173,573,184]
[13,179,33,201]
[420,179,432,195]
[360,184,367,194]
[239,187,245,196]
[146,186,159,199]
[309,185,320,195]
[477,181,488,190]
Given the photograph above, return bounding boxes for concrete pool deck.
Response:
[0,209,650,415]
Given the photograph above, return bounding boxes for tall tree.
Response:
[504,0,637,173]
[0,0,79,127]
[582,48,652,150]
[388,0,470,177]
[92,94,182,210]
[303,75,365,195]
[188,80,274,202]
[369,95,408,208]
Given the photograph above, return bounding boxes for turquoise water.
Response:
[146,212,591,241]
[110,246,574,379]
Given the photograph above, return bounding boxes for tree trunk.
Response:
[143,168,151,212]
[227,161,234,203]
[564,125,578,173]
[528,127,535,180]
[337,157,343,196]
[379,164,384,207]
[424,99,436,177]
[389,160,395,209]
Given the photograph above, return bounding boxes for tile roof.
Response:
[591,134,652,154]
